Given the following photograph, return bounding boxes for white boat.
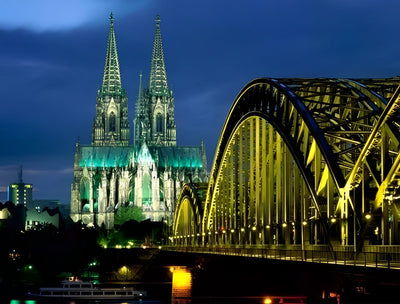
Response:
[28,279,147,300]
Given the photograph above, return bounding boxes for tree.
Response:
[114,206,145,226]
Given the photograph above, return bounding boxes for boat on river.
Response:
[27,279,147,300]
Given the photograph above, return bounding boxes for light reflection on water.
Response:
[171,266,192,304]
[11,266,310,304]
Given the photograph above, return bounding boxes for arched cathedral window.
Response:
[80,178,90,211]
[109,112,116,132]
[156,114,163,133]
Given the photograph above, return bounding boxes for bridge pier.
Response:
[382,198,391,245]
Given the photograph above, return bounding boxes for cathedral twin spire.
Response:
[93,13,175,148]
[92,13,129,146]
[101,13,122,95]
[101,13,169,98]
[149,14,170,96]
[134,13,176,148]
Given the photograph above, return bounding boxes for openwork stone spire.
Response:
[149,14,169,96]
[133,14,176,148]
[101,13,122,95]
[92,13,129,147]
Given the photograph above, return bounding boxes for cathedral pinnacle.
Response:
[149,14,169,96]
[101,13,123,96]
[135,72,144,116]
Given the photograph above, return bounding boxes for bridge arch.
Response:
[172,77,400,249]
[172,183,206,245]
[202,78,398,247]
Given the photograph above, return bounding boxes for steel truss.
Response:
[172,78,400,250]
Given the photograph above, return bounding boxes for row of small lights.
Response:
[171,214,374,240]
[329,213,372,223]
[172,223,304,239]
[110,244,163,249]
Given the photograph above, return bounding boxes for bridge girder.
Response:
[172,183,206,245]
[174,77,400,248]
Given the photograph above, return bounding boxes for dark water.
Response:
[8,252,400,304]
[9,298,307,304]
[10,301,162,304]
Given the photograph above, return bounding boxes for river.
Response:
[8,249,400,304]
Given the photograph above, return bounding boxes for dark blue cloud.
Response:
[1,0,399,205]
[0,0,151,31]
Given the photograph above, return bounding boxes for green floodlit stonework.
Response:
[78,145,204,169]
[152,146,204,168]
[70,14,207,229]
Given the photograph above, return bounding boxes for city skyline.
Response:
[1,0,400,205]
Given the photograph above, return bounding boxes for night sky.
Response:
[1,0,400,205]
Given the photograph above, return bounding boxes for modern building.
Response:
[25,208,61,230]
[70,14,207,229]
[29,199,70,219]
[7,167,33,207]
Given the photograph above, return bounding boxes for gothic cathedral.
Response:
[69,14,208,229]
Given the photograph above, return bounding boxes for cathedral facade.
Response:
[69,14,207,229]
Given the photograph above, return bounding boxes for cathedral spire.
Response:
[149,14,169,96]
[133,14,176,148]
[101,12,122,95]
[92,13,129,146]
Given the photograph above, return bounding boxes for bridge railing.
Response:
[162,245,400,269]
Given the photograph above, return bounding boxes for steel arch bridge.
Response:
[172,77,400,252]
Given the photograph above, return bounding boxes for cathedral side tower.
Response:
[133,14,176,148]
[92,13,129,146]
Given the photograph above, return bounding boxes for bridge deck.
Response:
[164,246,400,270]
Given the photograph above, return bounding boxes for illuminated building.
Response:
[70,14,207,229]
[7,167,32,207]
[25,208,61,230]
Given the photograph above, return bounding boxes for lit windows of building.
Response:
[7,167,33,207]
